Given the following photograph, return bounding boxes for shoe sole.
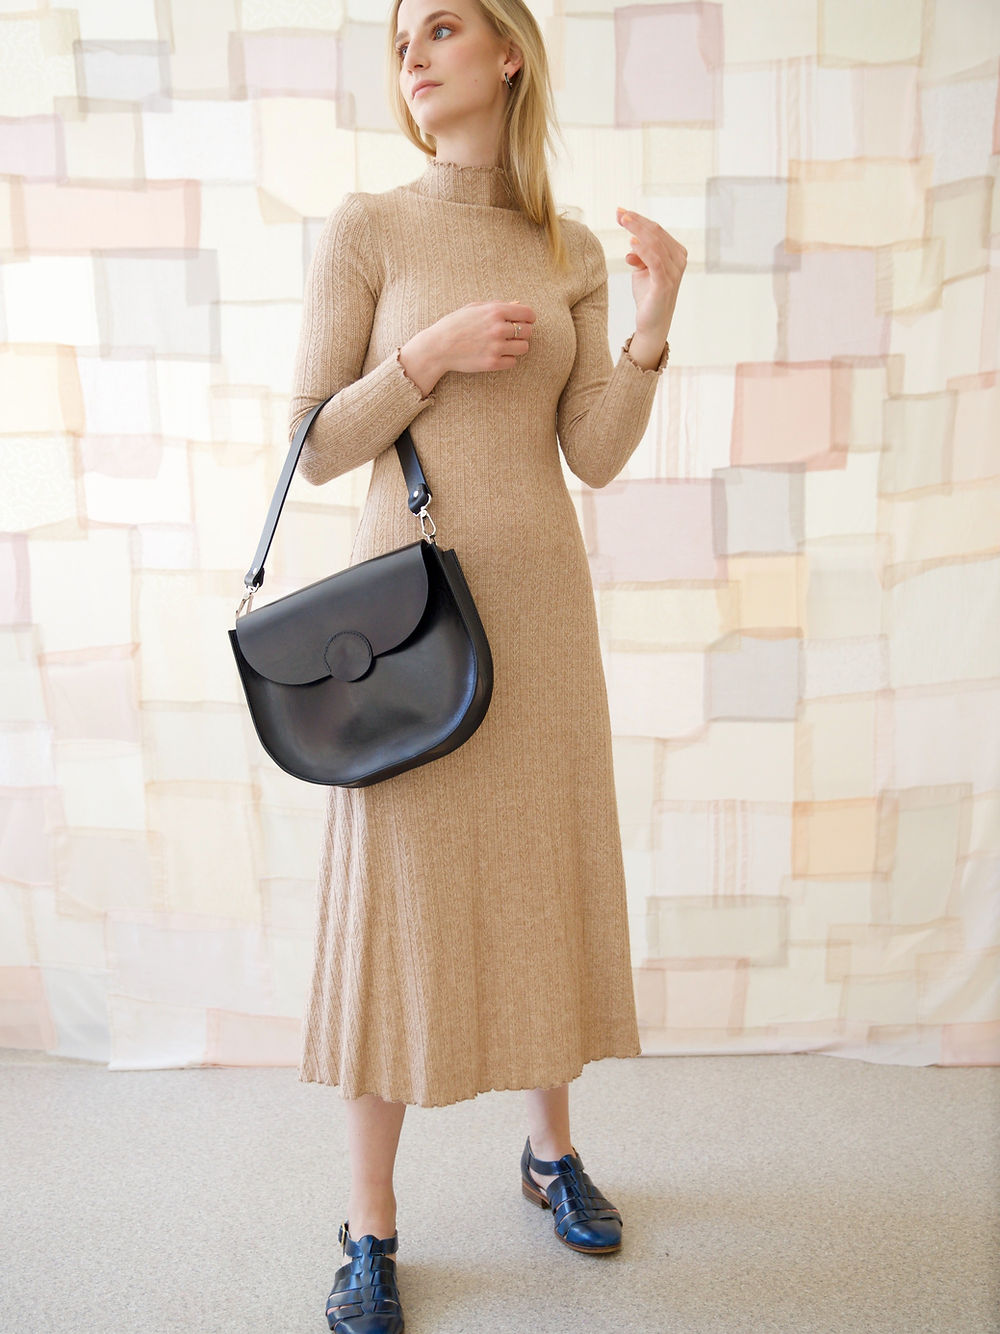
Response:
[520,1177,623,1253]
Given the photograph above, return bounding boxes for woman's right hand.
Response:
[399,301,536,395]
[432,301,536,374]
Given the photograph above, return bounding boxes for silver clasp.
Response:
[235,587,256,618]
[418,504,437,544]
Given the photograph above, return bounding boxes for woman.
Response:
[289,1,686,1329]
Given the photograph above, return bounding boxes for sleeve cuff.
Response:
[395,345,436,403]
[621,333,670,374]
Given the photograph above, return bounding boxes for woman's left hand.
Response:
[616,206,687,342]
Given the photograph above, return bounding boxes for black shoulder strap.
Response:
[243,397,431,591]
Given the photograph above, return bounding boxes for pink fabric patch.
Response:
[585,479,720,583]
[733,364,839,466]
[615,4,723,126]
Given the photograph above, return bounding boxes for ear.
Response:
[503,41,524,79]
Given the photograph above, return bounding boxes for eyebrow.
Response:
[394,10,461,48]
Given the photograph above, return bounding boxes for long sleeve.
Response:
[288,192,437,487]
[556,226,669,489]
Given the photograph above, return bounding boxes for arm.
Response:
[288,192,437,487]
[556,227,669,490]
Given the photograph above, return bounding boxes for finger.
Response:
[626,226,672,270]
[616,207,649,231]
[618,210,672,255]
[625,232,650,267]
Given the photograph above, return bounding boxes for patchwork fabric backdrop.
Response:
[1,0,999,1072]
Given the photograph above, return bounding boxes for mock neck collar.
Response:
[411,157,519,210]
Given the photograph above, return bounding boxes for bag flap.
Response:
[234,541,430,685]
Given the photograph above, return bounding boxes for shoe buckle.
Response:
[338,1221,348,1248]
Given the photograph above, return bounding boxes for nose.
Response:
[402,42,426,78]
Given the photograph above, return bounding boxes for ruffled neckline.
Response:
[410,156,519,210]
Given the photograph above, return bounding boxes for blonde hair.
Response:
[385,0,570,271]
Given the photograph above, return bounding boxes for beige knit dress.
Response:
[290,157,668,1108]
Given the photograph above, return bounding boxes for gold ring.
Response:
[513,322,521,338]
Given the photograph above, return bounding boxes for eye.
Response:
[397,24,452,59]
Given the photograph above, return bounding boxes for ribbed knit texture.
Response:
[293,156,668,1108]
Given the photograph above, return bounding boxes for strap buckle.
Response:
[235,586,256,619]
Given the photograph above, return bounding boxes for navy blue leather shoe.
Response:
[520,1135,623,1253]
[325,1221,404,1333]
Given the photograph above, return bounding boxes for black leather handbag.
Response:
[228,397,493,787]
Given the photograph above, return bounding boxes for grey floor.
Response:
[2,1048,998,1334]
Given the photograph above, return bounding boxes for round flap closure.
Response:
[324,630,373,682]
[233,541,430,685]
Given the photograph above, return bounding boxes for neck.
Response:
[428,120,503,168]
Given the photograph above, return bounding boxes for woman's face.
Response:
[395,1,511,135]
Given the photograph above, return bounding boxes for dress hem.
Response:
[296,1042,644,1109]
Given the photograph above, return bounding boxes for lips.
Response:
[413,82,439,97]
